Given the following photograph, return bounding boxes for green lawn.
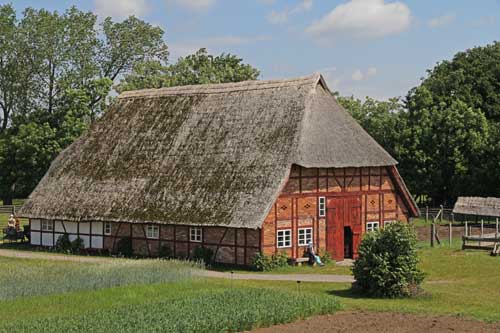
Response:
[211,261,352,275]
[0,242,499,331]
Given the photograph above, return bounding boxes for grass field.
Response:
[0,241,498,331]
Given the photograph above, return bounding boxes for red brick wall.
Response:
[101,223,260,265]
[261,165,411,259]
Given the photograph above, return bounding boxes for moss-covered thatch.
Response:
[19,74,399,228]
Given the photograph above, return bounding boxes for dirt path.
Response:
[252,311,500,333]
[0,249,354,283]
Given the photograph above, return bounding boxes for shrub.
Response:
[253,251,289,271]
[352,222,425,298]
[71,237,84,253]
[158,245,172,259]
[192,246,214,264]
[116,237,133,257]
[319,249,333,265]
[55,234,72,253]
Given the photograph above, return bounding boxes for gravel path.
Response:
[0,249,354,283]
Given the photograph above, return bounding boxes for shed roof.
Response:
[453,197,500,218]
[19,73,401,228]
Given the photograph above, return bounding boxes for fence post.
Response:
[496,218,499,240]
[425,206,429,223]
[451,212,454,224]
[440,205,443,224]
[431,223,435,247]
[480,220,484,246]
[449,222,452,246]
[465,221,468,237]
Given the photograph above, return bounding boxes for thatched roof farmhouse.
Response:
[20,73,418,263]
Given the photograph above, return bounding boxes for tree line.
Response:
[0,5,498,207]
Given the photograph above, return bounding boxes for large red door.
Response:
[326,196,362,261]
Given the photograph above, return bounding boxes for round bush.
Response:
[352,222,424,297]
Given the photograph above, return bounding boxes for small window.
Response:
[146,225,159,239]
[41,220,53,232]
[298,227,313,246]
[104,222,112,236]
[277,229,292,248]
[190,227,202,242]
[384,220,396,227]
[318,196,326,217]
[366,221,379,232]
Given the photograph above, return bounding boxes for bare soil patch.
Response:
[251,311,500,333]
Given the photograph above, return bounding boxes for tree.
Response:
[404,42,499,204]
[117,48,260,92]
[0,5,169,204]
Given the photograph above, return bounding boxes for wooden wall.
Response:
[261,165,410,259]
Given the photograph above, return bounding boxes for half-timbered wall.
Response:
[261,165,410,259]
[30,219,260,265]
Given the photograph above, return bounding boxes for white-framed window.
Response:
[298,227,313,246]
[318,196,326,217]
[146,225,159,239]
[384,220,396,227]
[190,227,202,242]
[104,222,112,236]
[41,220,53,232]
[366,221,380,232]
[277,229,292,248]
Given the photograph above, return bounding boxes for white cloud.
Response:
[351,69,364,81]
[170,0,215,11]
[428,14,455,28]
[306,0,411,40]
[267,0,313,25]
[93,0,151,19]
[351,67,377,81]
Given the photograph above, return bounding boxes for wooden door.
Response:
[326,196,362,261]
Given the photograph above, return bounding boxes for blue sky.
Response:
[5,0,500,99]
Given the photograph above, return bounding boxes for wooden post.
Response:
[425,206,429,223]
[480,220,484,246]
[465,221,468,237]
[449,222,452,246]
[451,213,454,224]
[496,218,499,240]
[431,223,435,247]
[440,205,443,224]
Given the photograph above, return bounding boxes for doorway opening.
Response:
[344,226,353,259]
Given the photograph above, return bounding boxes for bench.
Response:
[289,257,315,266]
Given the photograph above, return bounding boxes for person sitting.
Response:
[307,242,325,266]
[14,217,20,232]
[7,215,16,229]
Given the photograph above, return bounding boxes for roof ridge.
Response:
[118,73,322,99]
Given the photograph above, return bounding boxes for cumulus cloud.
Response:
[93,0,151,19]
[170,0,215,11]
[267,0,313,25]
[428,14,456,28]
[306,0,411,40]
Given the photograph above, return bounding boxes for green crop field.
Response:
[0,242,498,331]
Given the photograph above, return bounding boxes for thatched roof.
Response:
[453,197,500,217]
[20,73,400,228]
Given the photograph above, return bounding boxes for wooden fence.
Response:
[0,205,22,215]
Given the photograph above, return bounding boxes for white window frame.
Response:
[104,222,112,236]
[190,227,202,243]
[41,220,53,232]
[384,220,396,227]
[277,229,292,248]
[146,225,159,239]
[366,221,380,232]
[298,227,313,246]
[318,196,326,217]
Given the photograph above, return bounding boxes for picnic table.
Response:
[2,226,29,243]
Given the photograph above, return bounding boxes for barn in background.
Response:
[19,73,418,264]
